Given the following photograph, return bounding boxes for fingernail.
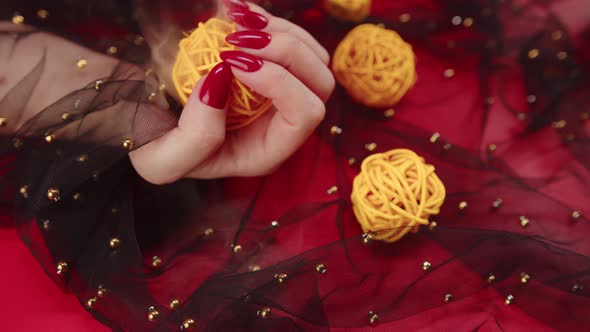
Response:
[226,30,272,49]
[228,9,268,30]
[222,0,248,9]
[220,50,264,72]
[199,62,233,109]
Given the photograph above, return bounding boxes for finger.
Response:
[226,2,331,66]
[221,52,325,171]
[130,62,232,184]
[226,30,335,102]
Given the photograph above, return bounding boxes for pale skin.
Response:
[0,1,335,184]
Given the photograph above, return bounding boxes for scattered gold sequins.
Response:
[330,126,343,135]
[487,273,496,284]
[271,220,279,228]
[87,297,98,309]
[76,154,88,163]
[528,49,539,59]
[275,273,288,284]
[551,30,563,41]
[97,285,107,297]
[444,293,453,302]
[42,219,50,230]
[56,261,69,275]
[572,210,582,221]
[147,307,160,322]
[12,14,24,25]
[451,16,462,26]
[571,283,584,293]
[169,299,180,310]
[233,244,242,253]
[552,120,567,129]
[0,118,7,127]
[463,17,474,27]
[488,144,497,152]
[94,80,104,91]
[249,265,261,272]
[76,59,88,69]
[428,221,438,231]
[327,186,338,195]
[368,311,379,325]
[61,113,71,121]
[122,139,134,150]
[47,188,61,202]
[422,261,432,271]
[519,216,530,227]
[316,264,327,274]
[181,318,195,330]
[109,238,121,249]
[204,228,214,236]
[257,307,271,319]
[384,109,395,118]
[458,201,468,210]
[107,46,118,55]
[443,68,455,78]
[348,157,356,165]
[45,134,55,143]
[399,13,411,23]
[37,9,49,19]
[492,198,503,209]
[505,294,514,305]
[19,185,29,198]
[520,272,530,284]
[365,143,377,151]
[556,51,568,61]
[430,132,440,143]
[151,256,162,268]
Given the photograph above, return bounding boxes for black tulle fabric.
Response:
[1,0,590,331]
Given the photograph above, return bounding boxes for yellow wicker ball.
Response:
[332,24,417,108]
[172,18,273,131]
[324,0,372,22]
[351,149,445,243]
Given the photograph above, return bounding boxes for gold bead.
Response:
[458,201,468,210]
[19,185,29,198]
[443,68,455,78]
[94,80,104,91]
[76,154,88,163]
[181,318,196,330]
[169,299,180,310]
[551,30,563,40]
[488,144,497,152]
[571,283,583,293]
[487,273,496,284]
[384,109,395,118]
[148,92,157,102]
[61,113,71,121]
[271,220,279,228]
[362,233,372,244]
[327,186,338,194]
[556,51,568,61]
[257,307,271,319]
[430,132,440,143]
[47,188,61,202]
[122,139,134,150]
[428,221,438,231]
[42,219,50,230]
[463,17,474,27]
[516,112,527,121]
[87,297,98,309]
[365,143,377,151]
[492,198,503,209]
[330,126,343,135]
[422,261,432,271]
[106,46,118,55]
[12,14,24,25]
[109,238,121,249]
[368,311,379,325]
[444,293,453,302]
[348,157,356,165]
[72,193,81,201]
[76,59,88,69]
[399,13,411,23]
[275,273,288,284]
[45,134,55,143]
[315,264,327,274]
[233,244,242,253]
[451,16,462,26]
[571,210,582,221]
[249,265,261,272]
[203,228,214,236]
[505,294,514,305]
[159,84,167,92]
[0,117,7,127]
[56,261,69,275]
[152,256,162,268]
[552,120,567,129]
[520,272,530,284]
[519,216,530,227]
[37,9,49,19]
[528,49,539,59]
[147,307,160,322]
[97,285,107,297]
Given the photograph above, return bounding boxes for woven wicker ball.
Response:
[332,24,417,108]
[172,18,273,131]
[324,0,372,22]
[351,149,445,243]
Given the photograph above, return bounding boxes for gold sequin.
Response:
[76,59,88,69]
[430,132,440,143]
[45,134,55,143]
[443,68,455,78]
[159,84,167,92]
[181,318,196,330]
[275,273,288,284]
[428,221,438,231]
[107,46,118,55]
[257,307,271,319]
[42,219,50,230]
[487,273,496,284]
[348,157,356,165]
[147,307,160,322]
[552,120,567,129]
[551,30,563,41]
[94,80,104,91]
[233,244,242,253]
[19,186,29,198]
[368,311,379,325]
[37,9,49,19]
[76,154,88,163]
[488,144,497,152]
[365,143,377,151]
[316,264,327,274]
[72,193,81,201]
[443,143,452,151]
[271,220,279,228]
[463,17,474,27]
[12,14,24,25]
[528,49,539,59]
[327,186,338,194]
[97,285,107,297]
[571,210,582,221]
[519,216,530,227]
[169,299,180,310]
[505,294,514,304]
[152,256,162,268]
[527,95,537,104]
[492,198,503,209]
[444,293,453,302]
[451,16,462,26]
[0,118,7,127]
[384,109,395,118]
[556,51,568,61]
[362,233,372,244]
[422,261,432,271]
[399,13,411,23]
[61,113,71,121]
[148,92,157,102]
[571,283,583,293]
[204,228,214,236]
[249,265,261,272]
[330,125,343,135]
[458,201,468,210]
[47,188,61,202]
[122,139,134,150]
[109,238,121,249]
[56,261,69,275]
[87,297,98,309]
[520,272,530,284]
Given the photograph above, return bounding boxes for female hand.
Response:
[130,0,335,184]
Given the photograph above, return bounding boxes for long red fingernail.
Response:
[226,30,272,49]
[222,0,248,9]
[199,62,233,109]
[220,51,264,72]
[228,9,268,30]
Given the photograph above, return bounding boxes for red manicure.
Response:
[222,0,248,9]
[227,9,268,30]
[199,62,233,109]
[220,51,264,72]
[226,30,272,49]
